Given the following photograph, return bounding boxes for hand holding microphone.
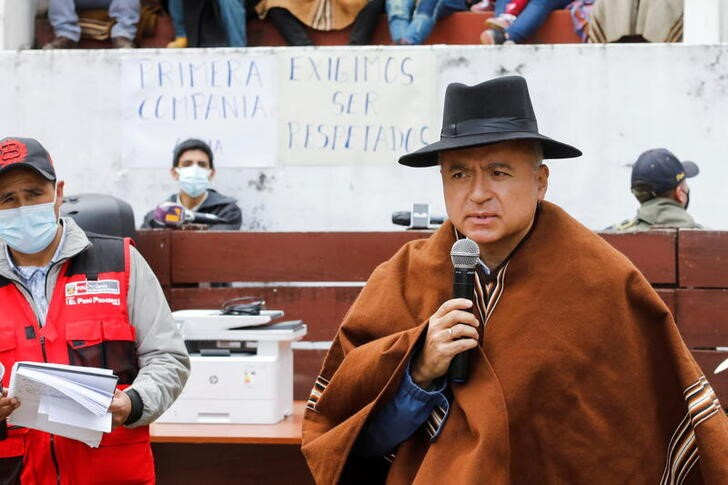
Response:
[411,238,481,388]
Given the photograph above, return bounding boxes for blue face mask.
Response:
[177,165,211,198]
[0,195,59,255]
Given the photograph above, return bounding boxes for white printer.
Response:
[157,309,307,424]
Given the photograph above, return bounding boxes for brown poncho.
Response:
[302,202,728,484]
[256,0,370,31]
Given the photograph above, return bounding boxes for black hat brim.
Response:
[0,163,56,182]
[399,132,582,167]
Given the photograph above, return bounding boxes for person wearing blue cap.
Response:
[607,148,701,231]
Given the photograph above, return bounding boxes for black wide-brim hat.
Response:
[399,76,582,167]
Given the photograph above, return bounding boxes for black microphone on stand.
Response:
[448,238,480,384]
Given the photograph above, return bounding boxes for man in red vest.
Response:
[0,137,190,484]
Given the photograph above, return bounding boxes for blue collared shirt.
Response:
[354,360,450,457]
[6,223,66,326]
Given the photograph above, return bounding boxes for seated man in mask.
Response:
[142,139,242,230]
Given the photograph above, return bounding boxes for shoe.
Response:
[470,0,493,12]
[111,36,135,49]
[42,36,78,49]
[486,13,516,31]
[480,28,506,45]
[166,36,188,48]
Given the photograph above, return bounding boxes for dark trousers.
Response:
[267,0,385,46]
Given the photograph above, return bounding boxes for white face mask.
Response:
[0,190,59,255]
[176,165,211,198]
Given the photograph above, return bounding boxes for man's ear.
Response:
[208,168,216,181]
[54,181,65,215]
[674,183,688,205]
[536,164,549,201]
[171,167,180,181]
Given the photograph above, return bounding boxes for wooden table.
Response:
[150,401,304,445]
[150,402,313,485]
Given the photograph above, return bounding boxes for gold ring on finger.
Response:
[448,327,454,338]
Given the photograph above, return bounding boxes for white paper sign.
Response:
[278,49,439,165]
[121,52,278,167]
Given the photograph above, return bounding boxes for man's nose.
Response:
[468,176,493,204]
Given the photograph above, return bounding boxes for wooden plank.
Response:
[170,231,431,283]
[675,290,728,348]
[599,230,677,285]
[150,401,305,444]
[170,286,359,341]
[134,230,171,287]
[679,231,728,288]
[691,350,728,409]
[152,443,314,485]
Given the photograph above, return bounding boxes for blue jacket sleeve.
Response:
[353,361,450,457]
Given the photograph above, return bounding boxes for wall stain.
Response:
[248,172,275,192]
[495,63,526,76]
[688,80,706,98]
[244,204,268,230]
[442,56,470,69]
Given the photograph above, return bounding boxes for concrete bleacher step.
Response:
[35,10,581,49]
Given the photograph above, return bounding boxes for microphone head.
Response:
[153,202,186,227]
[451,238,480,269]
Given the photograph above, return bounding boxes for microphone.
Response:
[153,202,226,227]
[448,238,480,383]
[0,362,6,440]
[188,211,224,225]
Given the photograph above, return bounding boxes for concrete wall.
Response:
[0,0,38,50]
[684,0,728,43]
[1,44,727,231]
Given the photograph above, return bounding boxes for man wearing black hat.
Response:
[0,137,189,483]
[301,77,728,483]
[141,138,242,230]
[607,148,701,231]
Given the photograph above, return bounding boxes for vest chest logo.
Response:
[65,279,121,306]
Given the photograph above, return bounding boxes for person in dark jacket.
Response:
[606,148,701,231]
[142,139,242,230]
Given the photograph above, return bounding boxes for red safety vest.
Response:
[0,235,154,485]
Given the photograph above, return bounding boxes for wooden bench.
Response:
[135,228,728,483]
[34,10,581,49]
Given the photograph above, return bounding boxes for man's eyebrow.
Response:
[446,162,469,172]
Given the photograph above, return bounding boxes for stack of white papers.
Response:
[7,362,118,448]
